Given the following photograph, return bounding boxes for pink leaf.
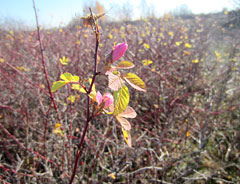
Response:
[95,91,102,104]
[116,116,131,131]
[108,72,124,91]
[112,42,128,62]
[118,106,137,118]
[102,93,114,108]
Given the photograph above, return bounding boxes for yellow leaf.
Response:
[143,43,150,49]
[0,58,4,63]
[68,95,76,103]
[186,131,190,137]
[123,73,146,92]
[224,10,228,15]
[109,34,113,39]
[175,41,181,46]
[108,173,116,179]
[142,59,153,66]
[16,66,29,72]
[122,128,132,147]
[192,59,199,63]
[168,32,173,36]
[59,28,63,33]
[9,30,14,35]
[54,123,64,137]
[215,50,221,60]
[183,50,191,56]
[141,33,145,37]
[185,43,192,48]
[60,56,70,65]
[116,61,135,69]
[232,66,237,71]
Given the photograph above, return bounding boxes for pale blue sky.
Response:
[0,0,235,28]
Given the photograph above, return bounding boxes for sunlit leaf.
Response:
[72,84,86,93]
[123,73,146,92]
[117,106,137,118]
[60,56,69,65]
[113,85,129,115]
[108,173,116,179]
[53,123,64,137]
[185,43,192,48]
[116,116,131,130]
[108,72,124,91]
[116,61,135,69]
[143,43,150,49]
[175,41,181,46]
[60,73,79,82]
[51,81,67,92]
[122,128,132,147]
[142,59,153,66]
[192,59,199,63]
[68,95,77,103]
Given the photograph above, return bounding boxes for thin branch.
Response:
[32,0,59,119]
[69,7,100,184]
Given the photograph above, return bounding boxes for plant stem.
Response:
[32,0,59,117]
[69,8,100,184]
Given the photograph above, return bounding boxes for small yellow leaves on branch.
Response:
[192,59,199,63]
[142,59,153,66]
[108,173,116,179]
[185,43,192,48]
[143,43,150,49]
[53,123,64,137]
[60,56,70,65]
[68,95,78,103]
[17,66,29,72]
[215,50,221,61]
[168,32,174,36]
[175,41,181,46]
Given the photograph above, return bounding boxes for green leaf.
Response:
[113,85,129,115]
[123,73,146,92]
[116,61,135,69]
[51,81,67,92]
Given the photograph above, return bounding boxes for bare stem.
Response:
[32,0,59,118]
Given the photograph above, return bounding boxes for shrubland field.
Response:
[0,10,240,183]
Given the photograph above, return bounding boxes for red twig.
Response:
[32,0,59,116]
[0,123,58,167]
